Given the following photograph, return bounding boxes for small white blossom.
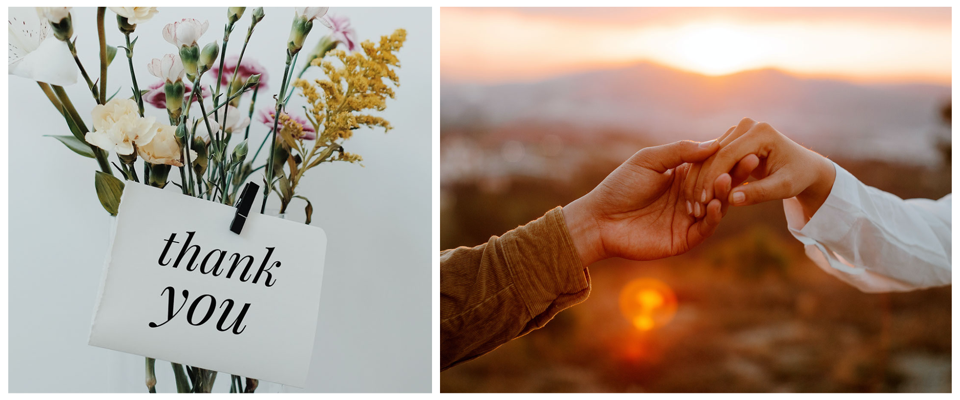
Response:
[147,54,185,83]
[109,7,159,24]
[162,18,209,48]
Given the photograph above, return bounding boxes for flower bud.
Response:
[228,7,246,24]
[252,7,265,24]
[179,44,200,80]
[198,41,220,74]
[116,14,137,34]
[48,13,73,41]
[164,80,186,120]
[233,139,249,163]
[175,123,188,143]
[243,74,261,90]
[287,16,314,55]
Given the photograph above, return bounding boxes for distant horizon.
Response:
[441,60,953,88]
[441,7,951,86]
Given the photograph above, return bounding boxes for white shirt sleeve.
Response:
[782,162,951,293]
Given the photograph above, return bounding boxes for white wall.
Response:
[8,7,431,393]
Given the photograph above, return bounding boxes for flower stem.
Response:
[124,31,144,117]
[263,53,294,214]
[37,82,63,115]
[66,39,100,103]
[97,7,107,105]
[194,96,224,201]
[213,21,234,123]
[251,129,272,165]
[244,83,259,140]
[145,357,157,393]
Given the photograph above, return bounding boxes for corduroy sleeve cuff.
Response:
[499,206,591,321]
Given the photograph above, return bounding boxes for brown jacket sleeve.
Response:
[440,206,591,371]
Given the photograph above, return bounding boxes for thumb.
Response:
[728,176,789,206]
[631,140,719,173]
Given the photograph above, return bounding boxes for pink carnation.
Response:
[209,55,269,91]
[257,108,316,140]
[143,80,210,110]
[320,14,357,51]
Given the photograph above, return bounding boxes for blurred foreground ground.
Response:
[440,153,951,392]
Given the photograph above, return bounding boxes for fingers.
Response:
[728,176,794,207]
[631,139,719,174]
[713,172,732,216]
[691,198,723,245]
[698,120,775,206]
[685,162,704,217]
[683,126,735,215]
[730,154,761,186]
[699,118,759,205]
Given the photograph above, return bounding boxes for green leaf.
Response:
[294,195,313,225]
[106,45,118,66]
[94,171,125,216]
[130,37,138,51]
[46,135,94,158]
[58,103,87,143]
[105,86,122,102]
[129,89,150,101]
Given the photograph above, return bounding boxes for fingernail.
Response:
[732,191,745,204]
[686,201,692,215]
[699,140,716,148]
[701,190,707,203]
[694,202,701,217]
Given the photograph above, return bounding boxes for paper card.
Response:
[88,183,326,387]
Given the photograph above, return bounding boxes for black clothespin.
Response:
[230,182,260,234]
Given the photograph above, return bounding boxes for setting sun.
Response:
[673,25,766,76]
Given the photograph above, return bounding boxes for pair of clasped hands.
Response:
[563,118,838,267]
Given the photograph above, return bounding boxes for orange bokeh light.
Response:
[619,279,678,331]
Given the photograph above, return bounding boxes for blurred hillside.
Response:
[440,66,952,393]
[442,63,950,167]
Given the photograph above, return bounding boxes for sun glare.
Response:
[673,25,766,76]
[619,279,678,332]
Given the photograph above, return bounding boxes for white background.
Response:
[8,6,431,393]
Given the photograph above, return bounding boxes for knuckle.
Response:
[738,117,755,127]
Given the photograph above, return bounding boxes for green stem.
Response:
[97,8,107,105]
[66,39,100,102]
[213,22,234,122]
[145,358,156,393]
[194,82,220,198]
[177,165,189,195]
[251,128,272,163]
[171,363,191,393]
[244,83,259,140]
[37,82,63,115]
[262,53,294,214]
[124,31,144,116]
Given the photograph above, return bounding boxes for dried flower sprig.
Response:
[265,28,406,222]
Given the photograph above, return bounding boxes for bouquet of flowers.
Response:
[9,6,405,393]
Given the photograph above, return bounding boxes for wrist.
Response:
[796,156,836,220]
[561,198,605,267]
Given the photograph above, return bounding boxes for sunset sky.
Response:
[441,7,951,85]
